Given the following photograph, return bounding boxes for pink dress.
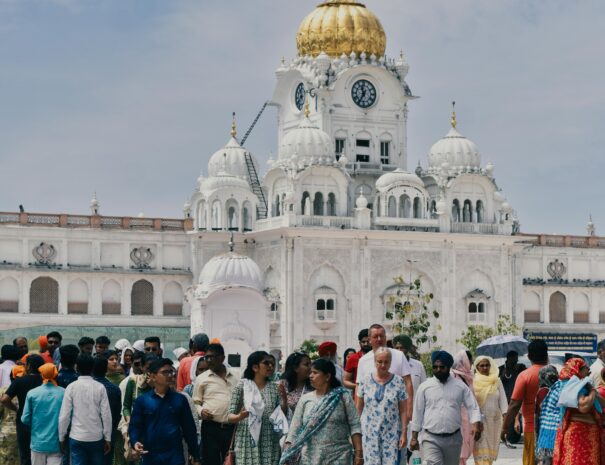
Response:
[452,351,476,465]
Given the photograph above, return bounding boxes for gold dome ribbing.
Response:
[296,0,386,58]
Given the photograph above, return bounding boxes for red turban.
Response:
[318,341,337,357]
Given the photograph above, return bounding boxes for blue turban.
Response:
[431,350,454,368]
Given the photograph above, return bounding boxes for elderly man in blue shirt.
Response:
[129,358,201,465]
[21,363,65,465]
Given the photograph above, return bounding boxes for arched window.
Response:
[270,302,280,322]
[463,199,473,223]
[302,191,311,215]
[467,301,486,323]
[430,200,437,219]
[388,196,397,217]
[197,200,206,230]
[68,279,88,314]
[131,280,153,315]
[313,192,324,216]
[327,193,336,216]
[413,197,422,218]
[574,293,590,323]
[163,282,183,316]
[524,291,541,323]
[242,204,252,231]
[399,195,411,218]
[211,201,222,230]
[30,277,58,314]
[0,277,19,312]
[452,199,461,222]
[275,195,281,217]
[476,200,484,223]
[102,280,121,315]
[228,206,238,231]
[549,291,566,323]
[314,286,336,321]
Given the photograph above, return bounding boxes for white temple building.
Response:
[2,0,605,358]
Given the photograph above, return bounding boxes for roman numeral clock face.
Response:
[351,79,377,108]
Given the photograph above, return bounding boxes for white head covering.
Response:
[189,356,203,384]
[133,340,145,352]
[114,339,131,352]
[173,347,188,360]
[119,346,134,365]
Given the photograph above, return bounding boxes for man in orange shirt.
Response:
[501,339,548,465]
[176,333,208,391]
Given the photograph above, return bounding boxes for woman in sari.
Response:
[535,365,560,465]
[452,350,475,465]
[281,358,363,465]
[472,356,507,465]
[552,357,602,465]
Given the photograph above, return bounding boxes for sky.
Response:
[0,0,603,235]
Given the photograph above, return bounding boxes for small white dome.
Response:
[208,137,260,179]
[198,251,264,296]
[375,169,424,191]
[355,192,368,209]
[279,117,332,164]
[428,127,481,171]
[200,173,250,193]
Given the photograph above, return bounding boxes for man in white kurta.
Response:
[410,350,482,465]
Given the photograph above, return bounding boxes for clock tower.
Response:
[270,0,415,209]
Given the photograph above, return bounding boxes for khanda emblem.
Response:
[32,242,56,265]
[547,259,566,280]
[130,247,154,269]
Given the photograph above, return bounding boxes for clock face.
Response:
[294,83,305,111]
[351,79,377,108]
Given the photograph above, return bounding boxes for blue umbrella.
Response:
[476,335,529,359]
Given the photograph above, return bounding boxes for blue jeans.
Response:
[69,439,105,465]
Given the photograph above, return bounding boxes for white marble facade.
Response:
[1,1,604,355]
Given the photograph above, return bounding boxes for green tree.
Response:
[385,276,440,348]
[457,315,522,357]
[299,339,320,360]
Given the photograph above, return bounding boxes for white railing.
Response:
[0,214,19,223]
[451,223,503,235]
[374,217,439,229]
[254,216,287,231]
[67,216,90,226]
[27,214,60,225]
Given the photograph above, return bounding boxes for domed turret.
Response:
[427,104,481,172]
[296,0,386,58]
[376,169,424,191]
[207,116,260,179]
[198,249,264,297]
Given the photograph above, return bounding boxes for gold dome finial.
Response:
[451,101,457,129]
[297,0,386,58]
[230,112,237,138]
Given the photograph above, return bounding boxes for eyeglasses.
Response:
[261,360,275,367]
[158,370,176,377]
[144,347,158,352]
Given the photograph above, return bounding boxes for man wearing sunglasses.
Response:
[410,350,482,465]
[129,358,201,465]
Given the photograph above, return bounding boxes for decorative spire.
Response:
[588,214,596,236]
[228,231,235,252]
[451,101,457,129]
[230,112,237,138]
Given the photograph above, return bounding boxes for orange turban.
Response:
[11,365,25,379]
[39,363,58,385]
[38,335,48,352]
[318,341,337,357]
[210,338,221,344]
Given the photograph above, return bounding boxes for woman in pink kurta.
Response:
[452,350,476,465]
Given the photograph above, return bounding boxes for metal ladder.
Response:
[241,101,269,219]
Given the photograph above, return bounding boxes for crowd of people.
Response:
[1,327,604,465]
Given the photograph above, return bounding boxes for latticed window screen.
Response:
[30,277,59,313]
[163,303,182,316]
[131,280,153,315]
[0,300,18,312]
[68,302,88,314]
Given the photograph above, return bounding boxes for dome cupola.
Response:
[375,169,424,191]
[296,0,386,58]
[427,104,481,173]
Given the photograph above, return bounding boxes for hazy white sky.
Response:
[0,0,603,235]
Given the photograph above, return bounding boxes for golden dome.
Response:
[296,0,386,58]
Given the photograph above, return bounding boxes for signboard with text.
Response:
[524,332,597,352]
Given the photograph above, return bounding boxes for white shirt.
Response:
[589,358,605,387]
[0,360,16,388]
[356,348,411,383]
[408,357,427,393]
[411,375,481,435]
[58,376,112,442]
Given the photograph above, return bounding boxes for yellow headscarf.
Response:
[473,355,499,407]
[38,363,58,386]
